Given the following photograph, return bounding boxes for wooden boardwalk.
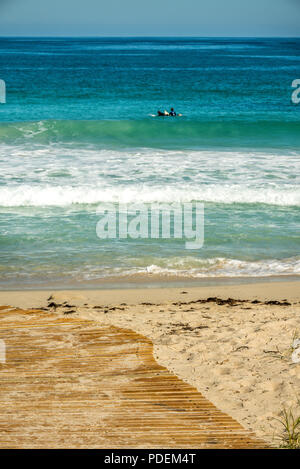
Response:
[0,306,267,448]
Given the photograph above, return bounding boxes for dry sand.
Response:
[1,280,300,446]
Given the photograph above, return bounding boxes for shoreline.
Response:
[1,279,299,309]
[0,273,299,294]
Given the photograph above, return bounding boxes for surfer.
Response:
[157,108,177,116]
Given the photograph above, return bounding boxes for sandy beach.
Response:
[1,10,300,451]
[1,279,300,446]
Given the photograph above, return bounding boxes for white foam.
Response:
[128,256,300,278]
[0,183,298,207]
[0,145,299,207]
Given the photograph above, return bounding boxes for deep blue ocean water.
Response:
[0,37,299,288]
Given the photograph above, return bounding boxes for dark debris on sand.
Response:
[171,297,291,307]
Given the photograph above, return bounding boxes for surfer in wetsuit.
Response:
[157,108,177,116]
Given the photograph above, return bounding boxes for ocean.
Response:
[0,37,299,289]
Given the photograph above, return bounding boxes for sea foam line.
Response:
[0,184,299,207]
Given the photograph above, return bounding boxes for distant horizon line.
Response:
[0,35,299,39]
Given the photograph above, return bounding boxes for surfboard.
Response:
[149,114,182,117]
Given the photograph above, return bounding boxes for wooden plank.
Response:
[0,307,268,448]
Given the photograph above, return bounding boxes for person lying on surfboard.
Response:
[157,108,178,116]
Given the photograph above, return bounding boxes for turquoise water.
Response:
[0,37,299,288]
